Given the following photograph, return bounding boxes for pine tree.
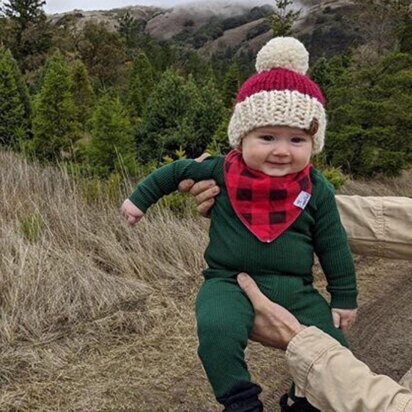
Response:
[179,75,225,157]
[0,48,28,147]
[88,94,136,176]
[70,60,94,132]
[325,52,412,177]
[116,10,145,50]
[77,22,128,88]
[1,0,51,71]
[29,51,78,160]
[222,61,240,107]
[2,0,46,29]
[127,52,156,121]
[135,69,190,162]
[266,0,300,37]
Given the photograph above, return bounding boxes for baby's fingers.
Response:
[332,310,341,328]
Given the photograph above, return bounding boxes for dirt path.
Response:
[349,268,412,381]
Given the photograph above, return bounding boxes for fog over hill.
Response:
[49,0,359,60]
[46,0,307,15]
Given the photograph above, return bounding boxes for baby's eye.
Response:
[259,135,275,142]
[291,136,307,144]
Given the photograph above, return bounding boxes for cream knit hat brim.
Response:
[228,89,326,154]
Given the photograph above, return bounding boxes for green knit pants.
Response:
[196,274,348,399]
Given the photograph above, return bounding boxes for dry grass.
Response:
[0,150,411,411]
[339,169,412,197]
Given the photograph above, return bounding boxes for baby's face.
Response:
[239,126,313,177]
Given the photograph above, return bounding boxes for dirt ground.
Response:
[350,263,412,381]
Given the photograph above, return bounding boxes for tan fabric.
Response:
[287,327,412,412]
[336,195,412,260]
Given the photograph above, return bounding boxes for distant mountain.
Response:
[49,0,363,60]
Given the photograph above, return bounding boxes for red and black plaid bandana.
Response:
[224,150,312,243]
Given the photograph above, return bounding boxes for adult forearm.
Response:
[286,327,412,412]
[336,195,412,260]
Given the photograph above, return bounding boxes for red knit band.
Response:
[236,68,325,106]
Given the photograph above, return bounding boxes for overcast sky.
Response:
[43,0,255,14]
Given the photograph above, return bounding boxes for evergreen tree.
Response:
[325,52,412,177]
[88,94,136,177]
[135,71,225,161]
[135,69,190,162]
[0,48,28,146]
[1,0,51,72]
[2,0,46,29]
[127,52,156,121]
[353,0,411,56]
[222,61,240,107]
[266,0,300,37]
[116,10,145,51]
[29,51,79,160]
[176,76,205,157]
[208,108,232,155]
[70,60,94,132]
[77,22,128,88]
[182,76,225,156]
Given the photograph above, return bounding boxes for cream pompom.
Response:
[255,37,309,75]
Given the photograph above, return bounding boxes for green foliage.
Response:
[1,0,52,73]
[116,10,145,51]
[127,52,156,121]
[87,94,136,177]
[135,70,225,163]
[180,75,225,156]
[77,22,128,88]
[222,62,240,107]
[2,0,46,26]
[174,16,224,49]
[29,51,79,160]
[311,50,412,178]
[0,48,30,147]
[157,192,196,217]
[19,213,44,242]
[320,167,348,190]
[310,54,352,91]
[207,108,231,155]
[352,0,411,56]
[266,0,300,37]
[135,69,188,162]
[70,60,94,132]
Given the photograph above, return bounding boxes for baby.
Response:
[121,37,357,412]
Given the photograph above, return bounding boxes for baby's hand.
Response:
[331,308,358,332]
[120,199,144,226]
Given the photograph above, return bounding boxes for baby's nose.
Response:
[271,142,290,156]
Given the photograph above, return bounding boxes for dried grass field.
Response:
[1,150,411,411]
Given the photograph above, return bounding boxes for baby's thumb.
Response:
[127,215,137,225]
[332,310,341,328]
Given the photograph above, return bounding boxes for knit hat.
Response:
[228,37,326,154]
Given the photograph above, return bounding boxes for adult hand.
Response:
[178,153,220,217]
[237,273,306,350]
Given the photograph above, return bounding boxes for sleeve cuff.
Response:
[286,326,341,396]
[128,193,150,213]
[330,290,358,309]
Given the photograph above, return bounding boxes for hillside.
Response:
[49,0,363,60]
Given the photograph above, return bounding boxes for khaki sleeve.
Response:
[286,327,412,412]
[336,195,412,260]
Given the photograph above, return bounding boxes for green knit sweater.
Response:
[129,156,357,309]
